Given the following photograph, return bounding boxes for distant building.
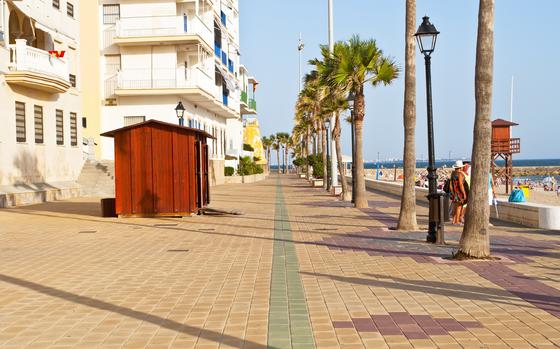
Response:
[0,0,83,204]
[83,0,256,186]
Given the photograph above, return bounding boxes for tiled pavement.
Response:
[0,175,560,348]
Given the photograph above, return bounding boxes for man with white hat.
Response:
[449,160,468,224]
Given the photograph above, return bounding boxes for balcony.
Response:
[240,91,257,115]
[5,40,70,94]
[115,68,238,118]
[114,15,213,51]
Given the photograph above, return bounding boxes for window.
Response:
[103,4,120,25]
[82,117,87,128]
[56,110,64,145]
[70,113,77,146]
[67,2,74,18]
[124,116,145,126]
[15,102,26,143]
[34,105,44,144]
[52,0,60,10]
[69,74,76,88]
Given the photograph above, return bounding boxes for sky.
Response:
[238,0,560,162]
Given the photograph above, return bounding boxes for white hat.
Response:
[453,160,464,169]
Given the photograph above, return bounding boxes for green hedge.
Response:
[224,166,235,177]
[238,156,264,176]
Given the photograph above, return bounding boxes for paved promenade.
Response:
[1,175,560,348]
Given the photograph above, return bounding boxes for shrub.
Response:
[307,154,324,178]
[238,156,264,176]
[224,166,235,177]
[243,143,254,152]
[293,157,307,168]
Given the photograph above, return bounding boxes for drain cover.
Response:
[198,228,215,231]
[154,224,178,227]
[79,231,96,234]
[167,249,189,253]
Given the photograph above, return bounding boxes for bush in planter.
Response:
[307,154,324,178]
[224,166,235,177]
[238,156,264,176]
[293,157,307,172]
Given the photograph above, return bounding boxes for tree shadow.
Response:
[18,201,101,217]
[299,271,548,311]
[0,273,270,348]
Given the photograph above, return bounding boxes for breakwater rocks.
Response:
[364,166,560,180]
[513,167,560,177]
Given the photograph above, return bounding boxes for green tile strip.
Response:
[268,178,315,349]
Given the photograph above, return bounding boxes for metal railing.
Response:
[8,40,69,81]
[117,67,216,96]
[115,15,213,47]
[248,98,257,111]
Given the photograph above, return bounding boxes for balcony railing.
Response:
[492,138,520,154]
[115,15,213,47]
[241,91,248,103]
[117,67,215,95]
[248,98,257,111]
[8,40,69,82]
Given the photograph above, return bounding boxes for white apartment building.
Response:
[99,0,248,185]
[0,0,82,203]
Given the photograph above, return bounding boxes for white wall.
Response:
[0,0,83,187]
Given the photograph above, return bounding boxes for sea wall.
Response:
[345,176,560,231]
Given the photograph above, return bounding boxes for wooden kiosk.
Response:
[491,118,520,194]
[101,120,212,217]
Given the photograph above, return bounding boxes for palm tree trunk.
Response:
[285,147,289,174]
[322,124,328,189]
[306,129,311,179]
[334,113,350,201]
[268,148,271,173]
[276,145,281,174]
[458,0,494,259]
[354,92,368,208]
[398,0,418,231]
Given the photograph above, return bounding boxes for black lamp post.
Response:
[347,92,356,203]
[325,118,331,191]
[415,16,443,244]
[175,101,186,126]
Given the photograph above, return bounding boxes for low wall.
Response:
[0,181,82,208]
[224,173,266,184]
[346,176,560,231]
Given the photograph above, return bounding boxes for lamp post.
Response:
[175,101,186,126]
[325,118,331,191]
[347,92,356,203]
[415,16,443,244]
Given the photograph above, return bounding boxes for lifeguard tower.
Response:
[491,119,520,194]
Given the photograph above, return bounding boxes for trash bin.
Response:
[101,198,117,217]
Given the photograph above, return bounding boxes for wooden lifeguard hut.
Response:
[101,120,212,218]
[491,118,520,194]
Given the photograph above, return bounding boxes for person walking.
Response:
[449,160,468,225]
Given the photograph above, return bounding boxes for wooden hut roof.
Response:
[100,119,215,139]
[492,118,519,127]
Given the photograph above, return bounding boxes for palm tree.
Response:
[325,35,400,208]
[397,0,418,230]
[276,132,290,174]
[285,136,294,174]
[313,47,351,200]
[262,136,274,173]
[457,0,494,259]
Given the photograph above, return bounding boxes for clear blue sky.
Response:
[239,0,559,162]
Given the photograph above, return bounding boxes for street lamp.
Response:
[175,101,186,126]
[415,16,444,244]
[325,118,332,191]
[347,92,356,203]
